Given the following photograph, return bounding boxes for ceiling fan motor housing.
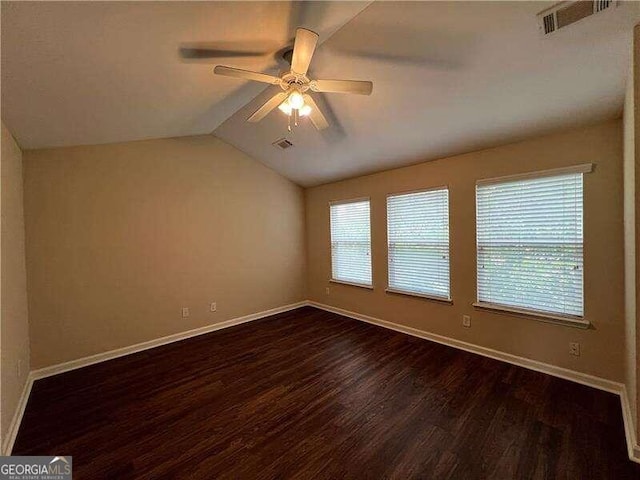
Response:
[280,72,311,92]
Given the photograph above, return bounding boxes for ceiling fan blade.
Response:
[181,48,270,59]
[327,48,460,69]
[248,92,289,123]
[214,66,281,85]
[291,28,319,76]
[179,41,279,60]
[312,79,373,96]
[303,95,329,130]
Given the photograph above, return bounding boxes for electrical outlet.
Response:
[462,315,471,328]
[182,307,190,318]
[326,287,330,295]
[569,342,580,356]
[210,302,217,312]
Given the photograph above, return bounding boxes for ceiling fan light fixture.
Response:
[288,90,305,110]
[300,104,312,116]
[278,101,312,117]
[278,101,293,115]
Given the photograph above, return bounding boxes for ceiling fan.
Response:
[212,28,373,131]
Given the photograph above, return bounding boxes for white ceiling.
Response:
[2,1,639,187]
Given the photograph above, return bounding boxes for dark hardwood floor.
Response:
[13,306,639,479]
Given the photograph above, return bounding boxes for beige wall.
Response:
[306,120,625,382]
[1,122,30,449]
[24,135,306,369]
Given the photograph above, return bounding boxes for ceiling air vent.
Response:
[542,13,556,34]
[273,138,293,150]
[537,1,618,36]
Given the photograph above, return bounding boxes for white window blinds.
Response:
[387,188,450,299]
[330,199,372,286]
[476,171,584,318]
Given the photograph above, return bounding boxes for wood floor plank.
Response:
[12,307,640,479]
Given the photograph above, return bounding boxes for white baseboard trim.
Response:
[308,301,622,392]
[620,385,640,463]
[2,372,35,456]
[308,300,640,463]
[3,301,306,456]
[31,301,307,381]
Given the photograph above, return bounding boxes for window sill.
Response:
[472,302,590,329]
[330,279,374,290]
[386,288,452,305]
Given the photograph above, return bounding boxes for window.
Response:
[387,188,450,300]
[330,199,372,287]
[475,166,590,319]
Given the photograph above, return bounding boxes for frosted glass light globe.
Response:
[300,104,312,116]
[288,91,305,110]
[278,102,292,115]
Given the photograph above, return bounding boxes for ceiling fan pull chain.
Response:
[288,114,292,133]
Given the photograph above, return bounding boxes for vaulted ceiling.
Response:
[1,1,369,149]
[2,1,639,186]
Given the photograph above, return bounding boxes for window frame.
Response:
[329,197,373,289]
[473,163,592,328]
[385,186,452,304]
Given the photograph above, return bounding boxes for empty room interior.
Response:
[2,0,640,478]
